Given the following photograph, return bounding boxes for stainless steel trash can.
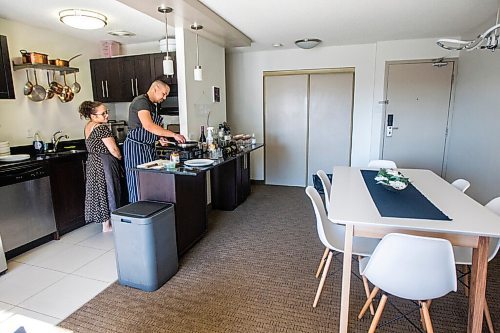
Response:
[111,201,177,291]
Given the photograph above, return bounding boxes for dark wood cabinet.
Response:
[49,155,86,236]
[120,54,151,102]
[211,153,251,211]
[0,35,15,99]
[137,171,207,256]
[89,58,122,103]
[90,52,176,103]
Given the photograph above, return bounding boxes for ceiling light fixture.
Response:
[59,9,107,30]
[437,7,500,52]
[191,23,203,81]
[108,30,136,37]
[295,38,322,49]
[158,6,174,76]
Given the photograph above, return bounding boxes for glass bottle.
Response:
[199,126,206,143]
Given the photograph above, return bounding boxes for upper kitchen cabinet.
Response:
[89,53,176,103]
[0,35,15,99]
[89,57,122,103]
[120,54,152,102]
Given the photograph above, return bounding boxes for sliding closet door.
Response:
[264,75,308,186]
[307,73,354,184]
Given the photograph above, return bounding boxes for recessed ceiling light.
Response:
[108,30,136,37]
[273,43,283,47]
[59,9,107,30]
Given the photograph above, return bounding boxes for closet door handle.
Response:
[101,81,105,97]
[131,79,135,96]
[105,80,109,97]
[135,78,139,96]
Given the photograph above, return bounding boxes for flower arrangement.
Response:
[374,168,410,191]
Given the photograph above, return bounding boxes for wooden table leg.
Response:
[339,223,354,333]
[467,236,489,333]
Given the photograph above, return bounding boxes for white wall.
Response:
[180,28,226,140]
[226,39,458,180]
[444,39,500,204]
[0,18,100,146]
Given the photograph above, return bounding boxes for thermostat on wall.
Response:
[212,86,220,103]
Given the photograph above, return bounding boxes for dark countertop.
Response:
[0,139,87,172]
[133,143,264,176]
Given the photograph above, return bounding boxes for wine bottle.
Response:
[199,126,206,143]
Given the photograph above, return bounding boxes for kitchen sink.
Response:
[41,149,87,156]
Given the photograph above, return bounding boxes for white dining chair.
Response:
[306,186,380,309]
[367,159,397,169]
[452,196,500,333]
[451,178,471,193]
[358,233,457,333]
[315,170,332,279]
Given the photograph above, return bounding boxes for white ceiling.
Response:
[0,0,498,51]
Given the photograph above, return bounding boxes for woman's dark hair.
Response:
[78,101,103,119]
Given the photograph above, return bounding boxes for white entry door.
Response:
[382,62,454,175]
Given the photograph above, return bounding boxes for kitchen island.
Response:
[134,143,263,256]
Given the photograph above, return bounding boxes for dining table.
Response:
[328,166,500,333]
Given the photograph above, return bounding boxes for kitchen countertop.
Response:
[133,143,264,176]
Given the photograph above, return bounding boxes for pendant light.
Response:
[191,23,203,81]
[158,6,174,75]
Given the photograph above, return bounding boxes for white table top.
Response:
[329,167,500,238]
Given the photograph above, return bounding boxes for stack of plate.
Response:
[0,141,10,156]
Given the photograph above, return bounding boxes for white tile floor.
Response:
[0,223,117,332]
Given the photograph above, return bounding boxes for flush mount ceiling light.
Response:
[191,23,203,81]
[108,30,136,37]
[59,9,107,30]
[437,7,500,51]
[158,5,174,75]
[295,38,322,49]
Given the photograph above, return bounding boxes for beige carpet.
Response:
[60,185,499,332]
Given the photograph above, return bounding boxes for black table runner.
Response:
[360,170,451,221]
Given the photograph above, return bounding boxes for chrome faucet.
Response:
[52,131,69,152]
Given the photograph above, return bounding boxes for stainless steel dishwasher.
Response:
[0,161,57,252]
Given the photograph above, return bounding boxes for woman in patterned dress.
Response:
[79,101,122,232]
[124,80,186,203]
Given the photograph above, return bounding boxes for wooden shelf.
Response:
[13,63,79,74]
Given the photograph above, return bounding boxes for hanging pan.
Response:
[28,70,46,102]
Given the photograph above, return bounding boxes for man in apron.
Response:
[124,80,186,203]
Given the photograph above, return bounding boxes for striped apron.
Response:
[124,111,163,203]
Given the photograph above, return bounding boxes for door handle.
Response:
[105,80,109,97]
[135,78,139,96]
[101,81,105,97]
[392,127,399,130]
[131,79,134,96]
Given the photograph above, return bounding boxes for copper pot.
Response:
[48,54,81,67]
[20,50,48,64]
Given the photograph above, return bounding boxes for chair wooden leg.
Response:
[421,300,434,333]
[484,300,495,333]
[313,251,333,308]
[358,286,380,319]
[368,294,388,333]
[316,247,330,278]
[463,264,469,297]
[362,275,375,315]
